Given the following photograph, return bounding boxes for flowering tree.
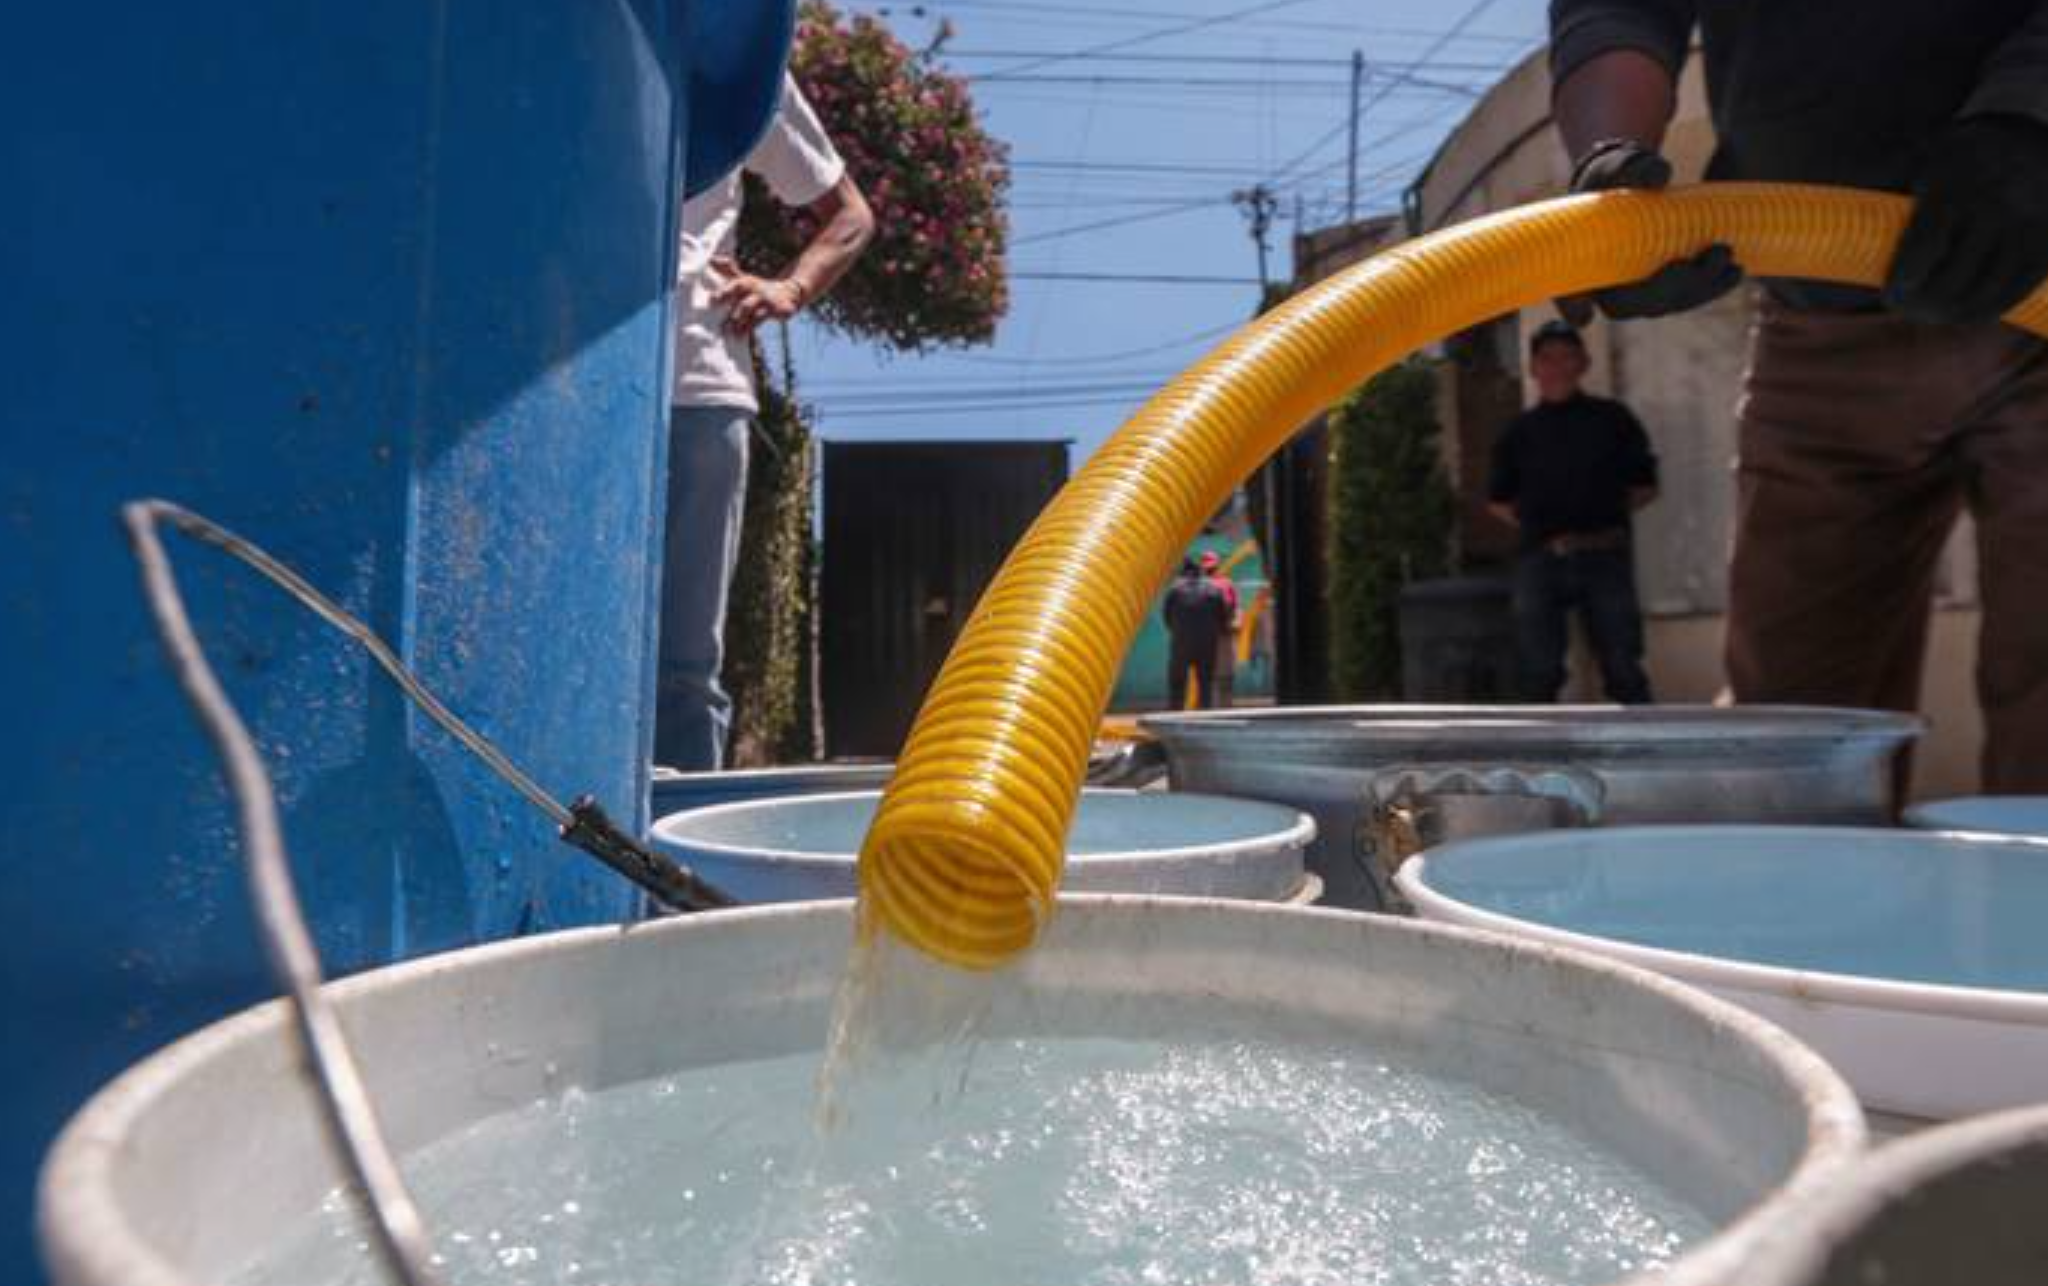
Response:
[739,0,1010,352]
[724,4,1008,764]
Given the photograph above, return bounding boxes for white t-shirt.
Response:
[673,74,846,412]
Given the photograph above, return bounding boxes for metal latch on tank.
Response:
[1359,765,1605,913]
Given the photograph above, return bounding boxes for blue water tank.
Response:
[0,3,790,1281]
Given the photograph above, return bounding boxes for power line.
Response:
[965,71,1486,97]
[1009,193,1243,208]
[975,88,1361,121]
[1012,196,1230,246]
[820,392,1164,419]
[971,73,1355,90]
[947,49,1513,71]
[968,0,1329,80]
[1001,111,1462,191]
[811,375,1179,403]
[1261,0,1514,186]
[925,1,1534,44]
[1265,116,1362,185]
[1010,270,1262,285]
[1012,158,1307,176]
[1359,0,1509,117]
[969,76,1356,94]
[1294,137,1448,188]
[1264,85,1480,182]
[811,364,1184,388]
[948,322,1246,367]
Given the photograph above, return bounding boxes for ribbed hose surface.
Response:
[858,183,2048,969]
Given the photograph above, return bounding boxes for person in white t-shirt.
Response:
[657,74,873,769]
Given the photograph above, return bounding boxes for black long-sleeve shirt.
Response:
[1490,393,1658,549]
[1162,575,1230,650]
[1550,0,2048,309]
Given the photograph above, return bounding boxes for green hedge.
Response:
[1326,359,1455,700]
[722,348,817,766]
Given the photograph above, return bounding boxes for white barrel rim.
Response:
[651,788,1318,874]
[38,896,1866,1286]
[1399,825,2048,1027]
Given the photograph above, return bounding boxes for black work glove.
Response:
[1559,139,1744,325]
[1886,114,2048,325]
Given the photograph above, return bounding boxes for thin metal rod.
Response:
[122,500,443,1286]
[140,501,571,825]
[124,500,733,913]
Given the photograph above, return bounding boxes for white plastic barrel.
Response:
[652,788,1317,903]
[1904,795,2048,839]
[1400,825,2048,1122]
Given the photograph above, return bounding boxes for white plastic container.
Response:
[652,788,1317,904]
[1904,795,2048,839]
[39,898,1862,1286]
[650,762,897,820]
[1399,825,2048,1122]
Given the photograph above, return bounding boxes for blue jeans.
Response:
[655,406,750,769]
[1512,547,1653,704]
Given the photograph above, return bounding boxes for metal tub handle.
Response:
[1359,764,1605,911]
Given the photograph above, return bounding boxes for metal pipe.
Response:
[122,500,444,1286]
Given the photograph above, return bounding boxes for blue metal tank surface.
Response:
[0,3,791,1281]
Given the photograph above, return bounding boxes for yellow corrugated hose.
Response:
[857,182,2048,970]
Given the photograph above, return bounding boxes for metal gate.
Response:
[821,440,1069,757]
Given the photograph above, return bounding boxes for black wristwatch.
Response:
[1570,137,1657,190]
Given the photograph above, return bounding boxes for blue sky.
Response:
[788,0,1551,465]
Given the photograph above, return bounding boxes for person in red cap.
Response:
[1199,550,1242,708]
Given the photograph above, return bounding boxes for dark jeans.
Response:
[1167,636,1219,709]
[655,407,749,770]
[1512,548,1653,704]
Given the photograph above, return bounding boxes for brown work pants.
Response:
[1729,300,2048,792]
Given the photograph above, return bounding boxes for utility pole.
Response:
[1232,183,1279,292]
[1347,49,1364,223]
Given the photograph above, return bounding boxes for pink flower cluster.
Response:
[738,0,1010,353]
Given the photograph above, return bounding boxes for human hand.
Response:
[1886,114,2048,325]
[710,255,807,335]
[1559,139,1742,324]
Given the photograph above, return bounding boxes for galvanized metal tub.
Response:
[651,789,1317,903]
[1141,705,1923,909]
[651,762,898,821]
[38,898,1864,1286]
[1745,1103,2048,1286]
[1904,796,2048,839]
[1399,826,2048,1122]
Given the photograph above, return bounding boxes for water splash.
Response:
[815,910,1006,1136]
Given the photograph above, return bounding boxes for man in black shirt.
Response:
[1162,557,1232,709]
[1549,0,2048,790]
[1490,320,1660,704]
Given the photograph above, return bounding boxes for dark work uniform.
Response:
[1550,0,2048,789]
[1551,1,2048,309]
[1162,572,1230,709]
[1489,392,1658,704]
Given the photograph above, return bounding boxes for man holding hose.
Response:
[1548,1,2048,790]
